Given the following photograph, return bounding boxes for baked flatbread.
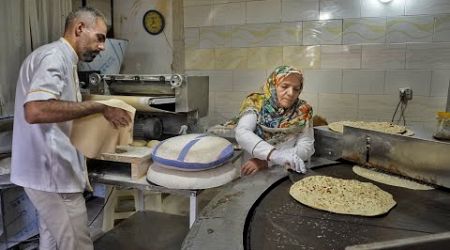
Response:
[289,176,396,216]
[328,121,407,135]
[352,166,433,190]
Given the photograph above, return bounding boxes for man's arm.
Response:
[24,99,131,128]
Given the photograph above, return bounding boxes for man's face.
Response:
[275,74,303,109]
[78,19,107,62]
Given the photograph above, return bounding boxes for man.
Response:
[11,7,131,250]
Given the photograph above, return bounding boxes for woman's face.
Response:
[275,73,302,109]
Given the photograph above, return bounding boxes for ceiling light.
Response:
[379,0,393,3]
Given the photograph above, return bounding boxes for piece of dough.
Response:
[147,140,160,148]
[289,175,396,216]
[131,140,147,147]
[328,121,407,135]
[71,99,136,158]
[0,157,11,175]
[352,166,433,190]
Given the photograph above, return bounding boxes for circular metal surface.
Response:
[245,164,450,249]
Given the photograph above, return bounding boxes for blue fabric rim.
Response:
[152,144,234,170]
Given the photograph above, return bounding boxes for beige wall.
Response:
[184,0,450,130]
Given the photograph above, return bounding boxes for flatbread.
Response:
[328,121,407,135]
[289,176,396,216]
[352,166,434,190]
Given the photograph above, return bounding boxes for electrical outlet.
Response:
[399,87,413,101]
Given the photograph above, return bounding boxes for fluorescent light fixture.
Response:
[379,0,393,3]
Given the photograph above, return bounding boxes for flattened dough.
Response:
[352,165,434,191]
[289,176,396,216]
[71,99,136,158]
[328,121,409,135]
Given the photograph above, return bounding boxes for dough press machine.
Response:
[182,125,450,250]
[81,73,209,140]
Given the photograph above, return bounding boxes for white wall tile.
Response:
[343,18,386,44]
[430,70,450,97]
[385,70,432,96]
[281,0,319,22]
[184,5,213,27]
[212,3,246,26]
[280,22,303,46]
[214,91,249,114]
[318,93,358,121]
[199,26,233,49]
[343,70,385,94]
[300,93,319,110]
[214,0,244,4]
[232,23,281,47]
[303,69,342,94]
[358,94,398,121]
[187,70,234,91]
[184,28,200,49]
[406,42,450,69]
[303,20,343,45]
[433,15,450,42]
[215,48,248,69]
[248,47,283,70]
[232,69,267,92]
[320,45,362,69]
[283,45,321,69]
[360,0,405,18]
[320,0,361,20]
[405,0,450,16]
[405,96,446,121]
[386,16,434,43]
[362,43,406,69]
[246,0,281,24]
[208,91,216,114]
[184,0,211,7]
[185,49,215,70]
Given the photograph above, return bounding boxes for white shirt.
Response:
[235,111,315,165]
[11,38,88,193]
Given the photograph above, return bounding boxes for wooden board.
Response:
[96,146,153,180]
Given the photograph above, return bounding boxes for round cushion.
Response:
[146,161,240,189]
[151,134,233,171]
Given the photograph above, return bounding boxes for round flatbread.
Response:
[328,121,407,135]
[289,176,396,216]
[352,166,433,191]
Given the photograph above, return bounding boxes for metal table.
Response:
[89,150,243,228]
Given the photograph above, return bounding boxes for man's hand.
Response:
[102,106,132,129]
[241,158,268,176]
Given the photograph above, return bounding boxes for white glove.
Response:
[269,149,306,174]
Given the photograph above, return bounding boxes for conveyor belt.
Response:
[245,163,450,249]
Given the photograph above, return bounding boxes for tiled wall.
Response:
[184,0,450,130]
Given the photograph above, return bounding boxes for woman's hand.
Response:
[270,149,306,173]
[241,158,268,176]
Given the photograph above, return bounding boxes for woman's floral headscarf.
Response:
[238,65,313,143]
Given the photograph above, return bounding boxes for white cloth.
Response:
[24,188,93,250]
[235,112,315,166]
[11,38,89,193]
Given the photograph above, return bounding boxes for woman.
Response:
[234,65,314,175]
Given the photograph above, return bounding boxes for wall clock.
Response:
[143,10,165,35]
